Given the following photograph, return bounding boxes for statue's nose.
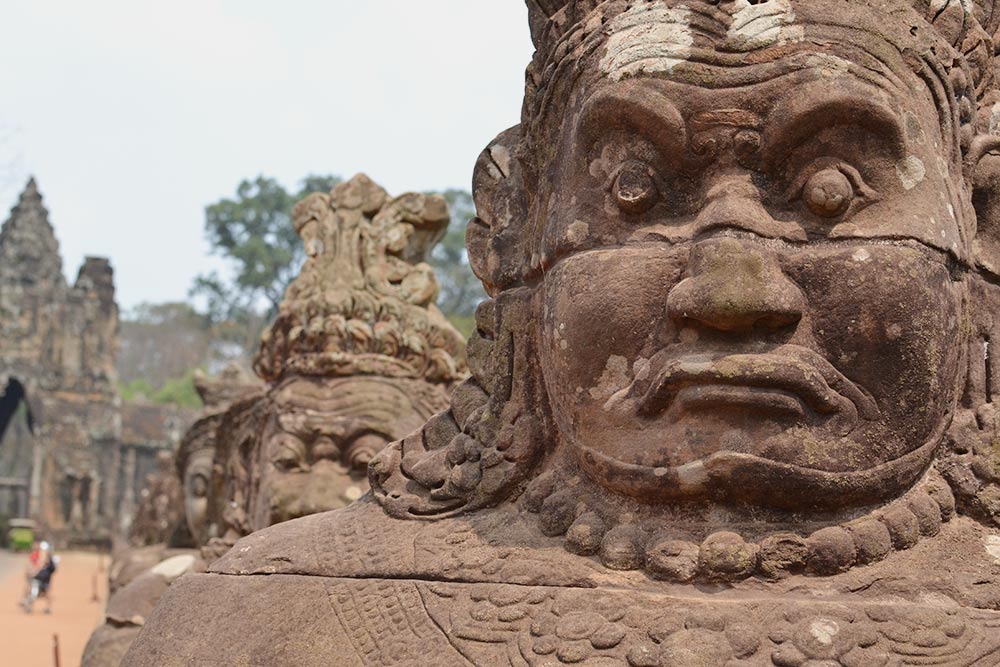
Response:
[666,237,804,334]
[283,462,351,518]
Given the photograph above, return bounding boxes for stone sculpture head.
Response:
[255,374,444,526]
[372,0,1000,579]
[174,364,262,547]
[215,174,466,537]
[175,410,234,549]
[128,450,183,547]
[177,425,214,546]
[530,0,974,509]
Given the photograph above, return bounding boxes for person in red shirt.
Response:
[21,541,56,614]
[21,541,40,599]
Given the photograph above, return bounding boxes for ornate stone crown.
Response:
[253,174,467,385]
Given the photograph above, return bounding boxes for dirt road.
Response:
[0,550,108,667]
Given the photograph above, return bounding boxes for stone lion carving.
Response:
[124,2,1000,666]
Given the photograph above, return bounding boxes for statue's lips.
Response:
[670,384,811,418]
[584,347,894,506]
[610,345,879,429]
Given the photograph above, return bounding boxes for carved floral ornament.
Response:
[370,0,1000,582]
[428,583,984,667]
[253,174,467,385]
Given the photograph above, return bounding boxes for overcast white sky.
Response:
[0,1,534,310]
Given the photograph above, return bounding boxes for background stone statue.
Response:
[125,2,1000,665]
[88,174,465,666]
[83,364,261,667]
[125,450,183,550]
[206,173,466,546]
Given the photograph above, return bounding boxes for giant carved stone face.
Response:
[538,39,966,510]
[253,375,435,529]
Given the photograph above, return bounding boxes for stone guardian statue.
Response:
[125,2,1000,665]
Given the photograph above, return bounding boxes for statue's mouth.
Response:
[608,344,879,434]
[581,346,932,508]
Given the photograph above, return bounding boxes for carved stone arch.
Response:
[0,377,34,441]
[0,375,39,520]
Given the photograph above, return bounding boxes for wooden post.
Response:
[52,634,60,667]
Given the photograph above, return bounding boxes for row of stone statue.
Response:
[97,0,1000,664]
[82,175,468,665]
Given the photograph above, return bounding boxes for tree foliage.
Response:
[149,370,202,409]
[119,379,154,403]
[117,302,221,408]
[119,373,202,409]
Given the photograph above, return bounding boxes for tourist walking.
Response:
[21,541,57,614]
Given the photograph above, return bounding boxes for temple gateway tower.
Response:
[0,179,189,545]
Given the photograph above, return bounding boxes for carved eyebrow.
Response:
[578,83,687,158]
[761,86,906,169]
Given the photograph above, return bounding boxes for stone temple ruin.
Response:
[0,178,192,546]
[126,1,1000,665]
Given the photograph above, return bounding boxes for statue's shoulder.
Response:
[207,498,426,578]
[121,499,538,667]
[122,510,1000,667]
[209,496,613,586]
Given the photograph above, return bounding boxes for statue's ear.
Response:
[970,140,1000,276]
[468,126,530,297]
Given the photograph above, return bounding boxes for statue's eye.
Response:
[794,160,876,220]
[803,168,853,217]
[612,161,659,215]
[273,454,300,473]
[270,434,307,473]
[311,436,340,463]
[344,432,390,472]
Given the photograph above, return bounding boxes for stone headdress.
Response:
[524,1,1000,101]
[512,0,1000,275]
[253,174,467,385]
[371,0,1000,535]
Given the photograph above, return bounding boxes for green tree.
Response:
[119,373,202,409]
[191,175,341,354]
[117,301,216,408]
[151,370,202,409]
[119,379,154,403]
